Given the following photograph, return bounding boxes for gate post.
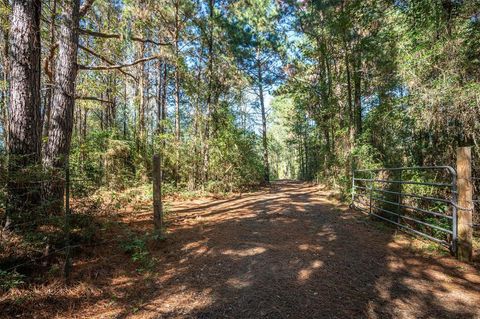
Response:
[153,154,163,235]
[456,147,473,262]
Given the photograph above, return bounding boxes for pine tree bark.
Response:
[257,54,269,183]
[1,28,9,149]
[161,64,167,135]
[343,37,354,144]
[7,0,42,221]
[156,59,163,134]
[174,0,181,186]
[43,0,80,212]
[303,116,308,179]
[139,44,146,141]
[203,0,215,187]
[123,75,128,139]
[136,41,147,159]
[105,74,116,130]
[353,50,362,137]
[42,0,57,141]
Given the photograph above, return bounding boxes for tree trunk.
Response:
[257,55,269,183]
[1,28,9,149]
[43,0,80,212]
[161,63,167,140]
[7,0,42,221]
[303,118,308,179]
[160,63,167,180]
[137,41,146,153]
[299,142,304,180]
[152,154,163,233]
[353,49,362,137]
[123,75,128,139]
[343,37,354,145]
[42,0,57,141]
[193,61,203,188]
[156,59,163,134]
[106,74,116,130]
[174,0,181,186]
[202,0,215,187]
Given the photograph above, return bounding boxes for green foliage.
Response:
[268,96,299,180]
[70,130,137,196]
[3,0,479,279]
[0,1,10,33]
[271,0,480,196]
[208,112,264,191]
[63,0,274,195]
[121,235,155,272]
[0,270,25,291]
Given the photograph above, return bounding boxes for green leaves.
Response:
[121,235,155,272]
[0,270,25,291]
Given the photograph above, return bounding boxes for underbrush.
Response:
[0,179,264,295]
[0,270,25,291]
[0,181,233,293]
[120,231,165,273]
[0,208,103,292]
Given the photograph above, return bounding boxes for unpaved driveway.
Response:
[4,180,480,318]
[120,180,480,318]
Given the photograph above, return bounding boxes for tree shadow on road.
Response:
[114,180,480,318]
[2,180,480,318]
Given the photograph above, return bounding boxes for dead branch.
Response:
[78,55,160,71]
[76,96,113,104]
[78,44,136,80]
[79,0,95,17]
[79,28,172,46]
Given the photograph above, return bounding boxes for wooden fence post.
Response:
[456,147,473,262]
[64,156,72,283]
[153,154,163,235]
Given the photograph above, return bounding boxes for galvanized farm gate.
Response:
[351,147,475,261]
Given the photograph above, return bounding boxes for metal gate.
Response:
[351,166,458,253]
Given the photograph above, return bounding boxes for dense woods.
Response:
[0,0,480,315]
[269,0,480,189]
[1,0,479,208]
[1,0,279,216]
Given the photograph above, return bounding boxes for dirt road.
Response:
[119,180,480,318]
[4,181,480,318]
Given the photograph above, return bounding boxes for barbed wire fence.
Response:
[1,153,163,284]
[0,156,111,283]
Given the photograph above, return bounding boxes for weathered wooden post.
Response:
[456,147,473,262]
[64,157,72,283]
[153,154,163,235]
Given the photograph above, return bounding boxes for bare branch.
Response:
[78,55,160,71]
[79,0,95,17]
[78,44,137,80]
[79,28,172,46]
[76,96,113,104]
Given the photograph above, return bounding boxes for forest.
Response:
[1,0,480,318]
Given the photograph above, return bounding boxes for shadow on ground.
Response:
[2,180,480,318]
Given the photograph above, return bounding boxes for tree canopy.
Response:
[0,0,478,218]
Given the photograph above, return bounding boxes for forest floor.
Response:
[2,180,480,318]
